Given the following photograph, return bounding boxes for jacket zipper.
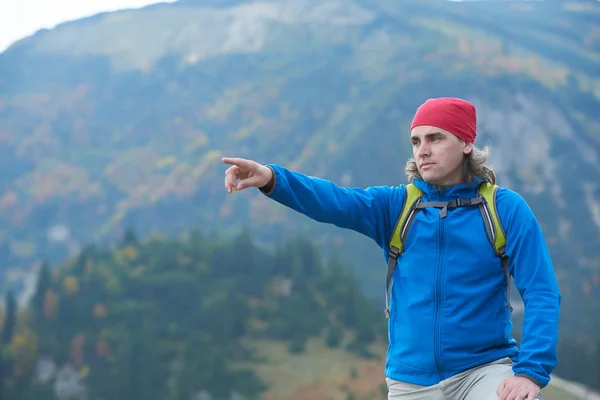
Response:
[434,207,445,379]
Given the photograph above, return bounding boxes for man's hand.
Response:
[497,376,541,400]
[222,157,273,193]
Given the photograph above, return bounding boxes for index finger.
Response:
[222,157,253,168]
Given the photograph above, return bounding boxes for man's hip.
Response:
[386,357,543,400]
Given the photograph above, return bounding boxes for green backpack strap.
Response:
[385,183,423,318]
[477,182,513,312]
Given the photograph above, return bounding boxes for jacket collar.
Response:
[412,177,484,202]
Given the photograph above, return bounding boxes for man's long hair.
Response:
[404,143,497,185]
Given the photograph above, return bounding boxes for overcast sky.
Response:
[0,0,175,53]
[2,1,596,54]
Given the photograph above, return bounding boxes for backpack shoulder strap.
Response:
[477,182,506,257]
[477,182,513,312]
[389,183,423,254]
[385,183,423,318]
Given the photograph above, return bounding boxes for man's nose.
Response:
[417,143,430,157]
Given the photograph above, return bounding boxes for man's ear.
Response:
[463,141,473,155]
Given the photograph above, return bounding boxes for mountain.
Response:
[0,0,599,380]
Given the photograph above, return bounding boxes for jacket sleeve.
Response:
[497,188,562,388]
[259,164,397,249]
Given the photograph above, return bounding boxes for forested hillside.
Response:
[0,228,385,399]
[0,227,598,399]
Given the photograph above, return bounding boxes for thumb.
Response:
[237,175,264,190]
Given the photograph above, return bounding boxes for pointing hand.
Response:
[222,157,273,193]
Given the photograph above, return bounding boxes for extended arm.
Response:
[259,164,399,249]
[497,188,561,388]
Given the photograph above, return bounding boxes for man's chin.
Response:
[420,172,437,184]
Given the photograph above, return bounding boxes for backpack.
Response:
[384,181,513,319]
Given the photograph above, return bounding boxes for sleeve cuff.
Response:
[259,165,276,195]
[514,371,545,388]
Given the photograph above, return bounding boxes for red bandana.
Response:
[410,97,477,143]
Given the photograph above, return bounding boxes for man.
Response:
[222,97,561,400]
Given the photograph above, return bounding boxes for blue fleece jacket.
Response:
[261,164,561,388]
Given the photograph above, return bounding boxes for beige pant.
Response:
[385,357,543,400]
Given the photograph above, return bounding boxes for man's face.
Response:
[410,125,473,186]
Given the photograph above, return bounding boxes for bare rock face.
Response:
[27,1,374,70]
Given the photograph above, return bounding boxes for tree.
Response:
[1,290,16,345]
[120,228,139,248]
[326,325,342,349]
[32,260,51,327]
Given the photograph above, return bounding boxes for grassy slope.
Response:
[236,338,388,400]
[241,339,590,400]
